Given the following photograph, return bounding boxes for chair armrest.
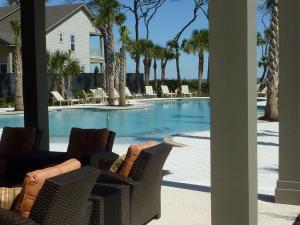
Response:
[81,152,119,170]
[97,170,137,186]
[0,208,39,225]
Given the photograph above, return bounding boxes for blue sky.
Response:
[1,0,270,80]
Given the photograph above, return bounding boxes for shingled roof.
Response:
[0,3,94,45]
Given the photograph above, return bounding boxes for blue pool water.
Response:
[0,99,264,143]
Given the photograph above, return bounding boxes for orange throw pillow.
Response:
[14,158,81,218]
[118,141,157,177]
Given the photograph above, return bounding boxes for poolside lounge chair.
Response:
[50,91,70,106]
[258,86,267,97]
[125,87,134,99]
[181,85,192,97]
[92,88,108,103]
[64,90,80,104]
[81,90,93,104]
[161,85,175,98]
[145,86,157,98]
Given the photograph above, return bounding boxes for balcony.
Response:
[90,48,103,59]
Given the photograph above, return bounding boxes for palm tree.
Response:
[257,30,269,83]
[183,29,208,96]
[139,39,154,86]
[159,47,175,84]
[10,20,23,111]
[167,39,181,83]
[152,45,163,89]
[261,0,279,121]
[63,51,81,91]
[118,26,130,107]
[47,50,67,96]
[90,0,126,106]
[128,40,144,92]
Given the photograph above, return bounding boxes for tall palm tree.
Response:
[261,0,279,121]
[183,29,208,96]
[10,20,23,111]
[167,39,181,83]
[63,52,81,91]
[159,47,175,84]
[139,39,154,86]
[90,0,125,106]
[47,50,68,96]
[118,26,130,107]
[152,45,163,89]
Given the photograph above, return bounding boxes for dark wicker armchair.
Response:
[96,143,172,225]
[0,127,41,186]
[48,128,118,169]
[0,166,100,225]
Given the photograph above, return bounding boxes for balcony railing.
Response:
[90,48,103,58]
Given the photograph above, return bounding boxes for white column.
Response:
[210,0,257,224]
[275,0,300,205]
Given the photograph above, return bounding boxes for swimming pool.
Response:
[0,99,264,143]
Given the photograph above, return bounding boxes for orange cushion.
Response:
[13,158,81,218]
[118,141,157,177]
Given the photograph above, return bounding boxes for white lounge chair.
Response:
[181,85,192,97]
[64,90,80,104]
[92,88,108,103]
[51,91,70,106]
[125,87,134,99]
[161,85,175,98]
[144,86,157,98]
[257,86,267,97]
[114,88,120,98]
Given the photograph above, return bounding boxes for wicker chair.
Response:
[96,143,172,225]
[48,128,118,170]
[0,166,100,225]
[0,127,41,186]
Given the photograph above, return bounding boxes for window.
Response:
[0,64,7,73]
[58,32,63,43]
[70,34,75,51]
[80,65,85,72]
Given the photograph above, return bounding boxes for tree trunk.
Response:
[68,76,72,90]
[102,32,108,91]
[198,51,204,96]
[263,1,279,121]
[175,54,181,83]
[50,77,57,91]
[119,51,126,107]
[14,44,23,111]
[161,60,167,84]
[143,58,148,85]
[146,59,152,86]
[153,59,157,89]
[107,25,115,106]
[59,76,65,98]
[134,0,141,93]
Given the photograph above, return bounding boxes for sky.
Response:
[0,0,270,80]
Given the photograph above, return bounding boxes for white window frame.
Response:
[70,34,76,52]
[58,32,64,43]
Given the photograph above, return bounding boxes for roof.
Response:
[0,4,94,45]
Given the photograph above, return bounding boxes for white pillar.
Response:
[275,0,300,205]
[210,0,257,224]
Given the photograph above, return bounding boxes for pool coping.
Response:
[0,97,209,115]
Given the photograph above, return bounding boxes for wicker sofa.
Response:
[95,143,172,225]
[0,166,100,225]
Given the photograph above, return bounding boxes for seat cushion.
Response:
[0,127,36,154]
[13,158,81,218]
[118,141,157,177]
[66,128,110,160]
[0,187,22,209]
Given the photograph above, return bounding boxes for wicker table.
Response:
[89,183,130,225]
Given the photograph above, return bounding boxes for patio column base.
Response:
[275,180,300,205]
